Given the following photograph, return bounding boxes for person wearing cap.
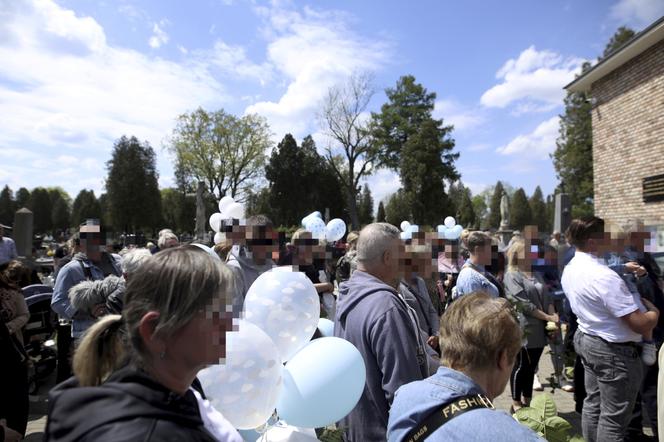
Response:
[0,225,17,266]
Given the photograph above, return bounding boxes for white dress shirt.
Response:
[561,251,642,343]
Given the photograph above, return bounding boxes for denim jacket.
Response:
[387,366,544,442]
[51,255,118,338]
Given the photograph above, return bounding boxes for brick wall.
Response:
[591,39,664,227]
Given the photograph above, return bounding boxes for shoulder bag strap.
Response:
[403,394,494,442]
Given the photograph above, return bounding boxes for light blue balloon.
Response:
[409,224,419,233]
[276,337,366,428]
[450,225,463,239]
[317,318,334,337]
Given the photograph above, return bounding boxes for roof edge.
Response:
[565,15,664,93]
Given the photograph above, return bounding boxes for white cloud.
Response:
[0,0,228,196]
[610,0,664,29]
[496,116,559,159]
[365,169,402,212]
[433,99,484,132]
[245,4,390,141]
[201,41,273,85]
[480,46,583,110]
[148,19,169,49]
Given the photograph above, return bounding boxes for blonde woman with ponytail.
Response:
[45,246,243,442]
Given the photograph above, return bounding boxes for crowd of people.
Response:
[0,214,663,441]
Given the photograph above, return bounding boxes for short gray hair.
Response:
[356,223,400,263]
[121,248,153,276]
[158,231,178,249]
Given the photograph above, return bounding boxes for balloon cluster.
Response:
[399,220,420,240]
[209,196,246,244]
[198,268,366,432]
[301,211,347,242]
[437,216,463,240]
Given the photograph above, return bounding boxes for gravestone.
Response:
[195,181,206,242]
[496,191,513,249]
[13,207,33,257]
[554,193,571,234]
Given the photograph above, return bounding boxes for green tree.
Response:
[15,188,30,210]
[71,190,102,226]
[28,187,53,233]
[357,184,374,225]
[603,26,636,58]
[488,181,505,230]
[0,185,15,226]
[371,76,459,225]
[376,201,386,222]
[457,187,476,229]
[264,134,346,226]
[510,188,532,231]
[169,108,270,201]
[302,135,347,221]
[105,136,162,232]
[320,73,381,229]
[384,190,411,227]
[48,187,71,231]
[529,186,548,233]
[447,181,465,219]
[553,27,635,218]
[471,194,488,229]
[160,188,196,233]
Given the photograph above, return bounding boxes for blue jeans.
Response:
[574,332,643,442]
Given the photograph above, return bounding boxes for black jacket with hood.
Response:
[45,365,217,442]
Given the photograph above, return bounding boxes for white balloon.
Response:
[213,232,226,245]
[409,224,419,233]
[244,268,320,362]
[313,211,323,219]
[209,213,224,233]
[325,218,346,242]
[444,216,456,228]
[218,196,235,213]
[198,320,283,429]
[305,217,327,240]
[400,221,411,232]
[226,202,245,220]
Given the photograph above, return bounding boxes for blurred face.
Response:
[80,233,103,263]
[474,243,493,266]
[246,226,278,264]
[167,297,234,369]
[293,232,316,266]
[384,238,404,284]
[404,241,434,279]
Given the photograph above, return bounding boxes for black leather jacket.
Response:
[45,365,217,442]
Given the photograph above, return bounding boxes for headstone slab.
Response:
[554,194,571,234]
[14,207,33,257]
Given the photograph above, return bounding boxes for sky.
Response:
[1,0,663,212]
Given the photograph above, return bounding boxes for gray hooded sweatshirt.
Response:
[334,270,426,442]
[226,245,275,315]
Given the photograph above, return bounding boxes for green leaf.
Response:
[514,407,545,434]
[543,416,573,442]
[531,393,558,419]
[567,435,585,442]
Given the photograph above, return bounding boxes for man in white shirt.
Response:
[562,216,659,442]
[0,224,18,265]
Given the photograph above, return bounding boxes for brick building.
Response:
[566,16,664,239]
